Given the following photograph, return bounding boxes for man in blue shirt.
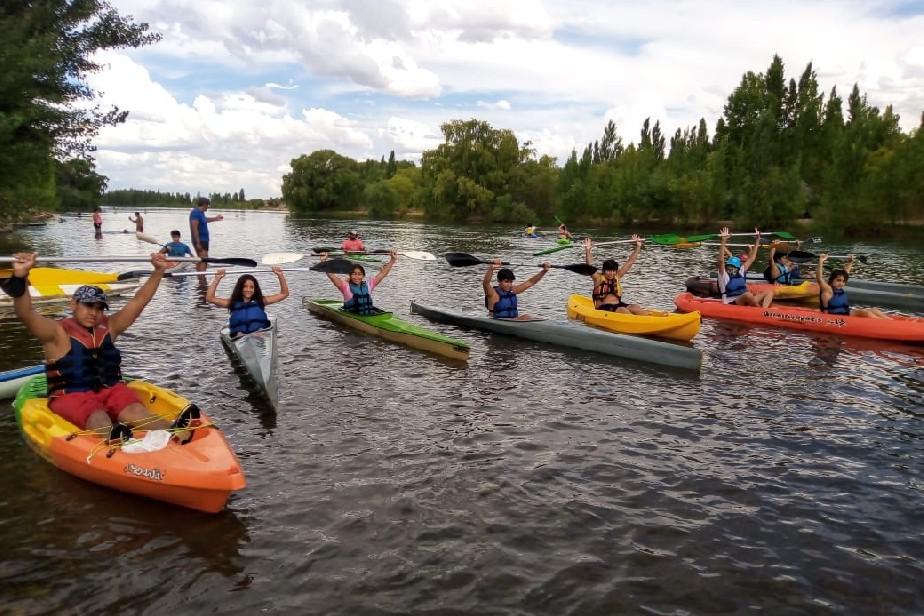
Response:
[189,197,224,272]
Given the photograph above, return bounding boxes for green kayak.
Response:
[303,298,470,361]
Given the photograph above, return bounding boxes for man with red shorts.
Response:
[3,252,177,440]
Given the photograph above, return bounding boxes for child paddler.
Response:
[816,254,888,319]
[160,230,193,258]
[3,252,186,441]
[717,227,773,307]
[206,266,290,336]
[767,240,799,285]
[320,251,397,314]
[483,259,550,319]
[582,235,651,314]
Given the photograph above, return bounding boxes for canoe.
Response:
[0,364,44,399]
[685,276,819,302]
[220,317,279,408]
[410,302,702,371]
[738,276,924,311]
[566,295,701,342]
[13,376,246,513]
[0,281,140,306]
[675,292,924,343]
[304,298,470,361]
[849,279,924,297]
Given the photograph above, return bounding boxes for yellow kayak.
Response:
[566,295,701,342]
[1,280,140,306]
[0,267,120,285]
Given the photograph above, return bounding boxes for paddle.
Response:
[309,258,359,274]
[264,250,435,265]
[0,255,258,267]
[444,252,597,275]
[648,233,717,246]
[789,250,869,264]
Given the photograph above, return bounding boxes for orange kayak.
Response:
[675,292,924,343]
[13,376,246,513]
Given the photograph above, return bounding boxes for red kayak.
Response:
[675,292,924,343]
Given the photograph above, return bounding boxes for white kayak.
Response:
[220,317,279,408]
[0,364,44,399]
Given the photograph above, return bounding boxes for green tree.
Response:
[282,150,362,213]
[56,157,108,210]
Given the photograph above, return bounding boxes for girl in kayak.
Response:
[582,236,651,314]
[320,251,397,314]
[483,259,550,319]
[558,224,574,240]
[206,267,290,336]
[717,228,773,307]
[816,254,888,319]
[767,241,799,285]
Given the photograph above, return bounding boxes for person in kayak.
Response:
[558,224,574,240]
[160,230,193,258]
[483,258,550,319]
[582,235,652,314]
[189,197,224,272]
[717,227,773,307]
[2,252,186,441]
[766,241,799,285]
[816,254,888,319]
[524,224,541,238]
[341,230,366,252]
[129,212,144,232]
[320,251,397,314]
[206,267,290,336]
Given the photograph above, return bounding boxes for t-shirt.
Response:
[164,241,192,257]
[717,265,749,304]
[189,208,209,242]
[92,212,102,225]
[335,277,378,302]
[341,239,365,252]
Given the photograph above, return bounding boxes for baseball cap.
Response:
[348,230,359,236]
[72,285,109,310]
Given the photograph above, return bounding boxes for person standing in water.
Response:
[92,207,103,239]
[129,212,144,233]
[160,230,193,258]
[189,197,224,272]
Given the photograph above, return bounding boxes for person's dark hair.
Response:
[196,197,210,207]
[497,268,516,281]
[602,259,619,271]
[350,264,366,277]
[134,211,140,216]
[170,230,181,237]
[828,269,849,285]
[229,274,264,308]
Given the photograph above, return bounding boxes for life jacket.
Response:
[593,276,623,305]
[343,281,374,315]
[722,271,748,299]
[488,286,518,318]
[46,317,122,396]
[821,288,850,315]
[770,261,793,285]
[229,300,270,336]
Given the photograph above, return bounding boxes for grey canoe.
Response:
[409,302,702,371]
[220,317,279,408]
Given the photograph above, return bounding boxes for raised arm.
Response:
[743,228,761,270]
[373,252,398,285]
[109,253,172,337]
[483,259,501,300]
[7,253,61,343]
[204,269,231,308]
[717,227,729,275]
[618,234,643,276]
[583,237,593,266]
[769,241,783,280]
[319,253,345,290]
[844,255,855,276]
[263,266,290,305]
[206,214,224,223]
[816,254,832,296]
[513,262,550,294]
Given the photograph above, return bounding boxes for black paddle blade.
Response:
[444,252,486,267]
[787,250,814,263]
[560,263,597,275]
[310,258,355,274]
[117,270,152,280]
[311,247,339,254]
[202,257,258,267]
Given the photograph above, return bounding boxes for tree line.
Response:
[99,188,270,208]
[283,55,924,235]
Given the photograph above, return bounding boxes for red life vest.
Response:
[46,316,123,396]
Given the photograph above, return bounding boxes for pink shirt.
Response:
[341,239,365,252]
[335,277,378,302]
[93,212,102,224]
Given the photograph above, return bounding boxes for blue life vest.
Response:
[165,241,191,257]
[47,317,122,396]
[343,281,374,315]
[822,288,850,315]
[489,286,518,318]
[723,272,748,299]
[229,300,270,336]
[772,262,793,285]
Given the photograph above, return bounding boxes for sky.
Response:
[88,0,924,198]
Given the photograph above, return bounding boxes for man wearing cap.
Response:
[341,230,365,252]
[3,252,177,438]
[482,258,551,319]
[189,197,224,272]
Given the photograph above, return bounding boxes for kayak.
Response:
[304,298,470,361]
[344,253,382,264]
[556,238,573,246]
[0,267,120,286]
[220,317,279,408]
[685,276,819,302]
[13,376,246,513]
[0,281,140,306]
[0,364,44,399]
[675,292,924,343]
[566,295,701,342]
[410,302,702,371]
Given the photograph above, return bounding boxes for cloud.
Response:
[477,99,512,111]
[265,81,298,90]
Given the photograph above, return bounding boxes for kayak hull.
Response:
[410,302,702,371]
[0,281,140,306]
[220,317,279,408]
[685,276,818,303]
[305,298,471,361]
[675,292,924,343]
[0,364,44,399]
[13,377,246,513]
[566,295,701,342]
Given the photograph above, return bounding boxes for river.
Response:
[1,209,923,614]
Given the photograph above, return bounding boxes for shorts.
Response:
[194,240,209,256]
[93,223,102,230]
[49,382,141,429]
[598,301,628,312]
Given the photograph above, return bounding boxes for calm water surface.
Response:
[1,209,923,614]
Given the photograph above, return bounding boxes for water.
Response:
[1,210,923,614]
